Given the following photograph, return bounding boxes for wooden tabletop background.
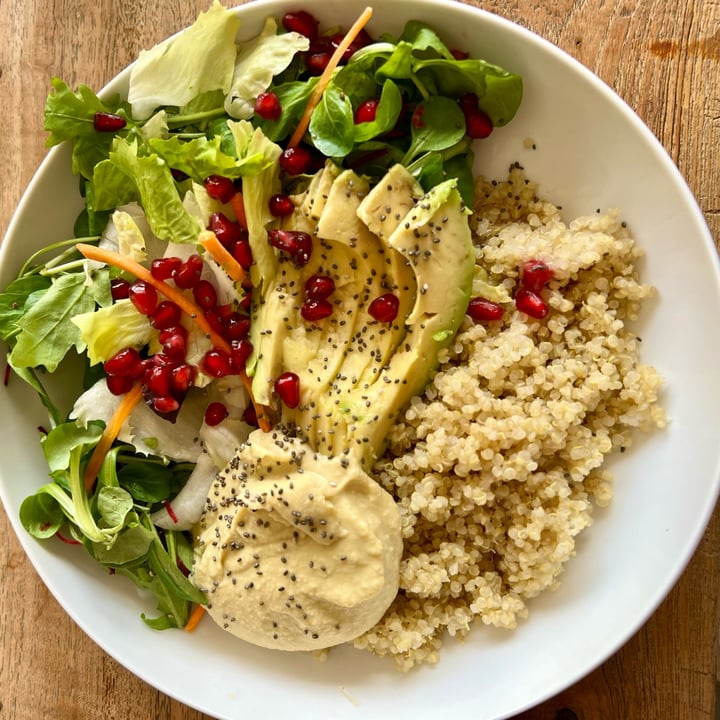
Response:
[1,0,718,718]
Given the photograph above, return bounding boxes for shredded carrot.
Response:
[230,192,248,230]
[84,382,143,491]
[198,230,246,284]
[185,603,207,632]
[76,243,231,354]
[287,7,374,148]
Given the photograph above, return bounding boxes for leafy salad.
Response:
[0,1,521,630]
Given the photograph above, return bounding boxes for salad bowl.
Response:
[1,0,719,719]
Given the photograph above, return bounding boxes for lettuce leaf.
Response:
[128,0,241,121]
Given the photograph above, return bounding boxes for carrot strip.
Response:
[84,382,143,491]
[185,603,207,632]
[76,243,231,354]
[287,7,374,148]
[198,230,245,284]
[230,192,247,230]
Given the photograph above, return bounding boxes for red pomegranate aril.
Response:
[145,365,173,397]
[104,347,143,377]
[515,287,549,319]
[301,298,333,322]
[225,313,251,341]
[305,274,335,300]
[162,333,187,363]
[204,401,229,426]
[242,404,258,427]
[230,338,254,371]
[173,254,204,290]
[208,211,243,249]
[171,364,196,394]
[451,48,469,60]
[193,280,218,311]
[268,229,313,266]
[269,193,295,218]
[202,348,234,378]
[232,238,253,270]
[368,293,400,323]
[278,146,314,176]
[151,256,183,281]
[305,51,331,75]
[354,98,380,124]
[150,300,182,330]
[274,371,300,409]
[467,297,504,323]
[521,259,554,292]
[204,175,236,204]
[152,395,180,415]
[128,280,158,316]
[106,374,135,396]
[465,110,493,139]
[282,10,319,39]
[93,111,127,132]
[110,277,130,301]
[330,28,373,61]
[158,325,188,344]
[254,92,282,121]
[204,309,226,336]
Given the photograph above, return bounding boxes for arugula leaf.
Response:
[9,271,110,372]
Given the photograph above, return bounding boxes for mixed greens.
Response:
[0,1,521,629]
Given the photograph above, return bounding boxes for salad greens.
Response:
[0,1,522,630]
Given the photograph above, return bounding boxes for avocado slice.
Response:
[248,163,474,467]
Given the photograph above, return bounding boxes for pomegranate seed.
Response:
[465,110,493,139]
[204,401,229,426]
[274,371,300,409]
[242,404,258,427]
[354,98,380,124]
[208,211,244,249]
[152,395,180,415]
[202,349,234,378]
[192,280,218,311]
[173,254,204,289]
[204,175,236,204]
[204,309,226,336]
[128,280,158,315]
[110,278,130,301]
[145,364,173,397]
[104,347,143,377]
[329,29,373,62]
[232,239,253,270]
[171,364,196,394]
[467,297,504,323]
[515,288,549,319]
[161,333,187,363]
[230,338,254,371]
[301,298,333,321]
[451,48,469,60]
[305,51,330,75]
[305,274,335,300]
[278,146,313,175]
[149,300,182,330]
[254,92,282,121]
[268,229,313,266]
[93,111,127,132]
[151,256,183,281]
[158,325,188,344]
[239,291,252,312]
[368,293,400,323]
[106,374,135,395]
[282,10,318,39]
[521,259,554,292]
[225,313,251,341]
[269,193,295,217]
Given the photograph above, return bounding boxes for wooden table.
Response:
[1,1,718,718]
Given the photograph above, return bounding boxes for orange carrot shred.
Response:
[230,192,248,230]
[287,7,374,148]
[185,603,207,632]
[84,382,143,491]
[198,230,246,283]
[76,243,231,354]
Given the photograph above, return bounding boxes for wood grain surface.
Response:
[1,1,718,718]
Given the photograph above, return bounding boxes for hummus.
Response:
[192,428,402,651]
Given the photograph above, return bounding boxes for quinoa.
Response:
[353,167,666,670]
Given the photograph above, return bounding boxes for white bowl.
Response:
[1,1,719,718]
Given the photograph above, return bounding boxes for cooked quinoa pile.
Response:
[352,168,666,670]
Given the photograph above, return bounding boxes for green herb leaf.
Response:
[309,84,355,157]
[403,96,466,164]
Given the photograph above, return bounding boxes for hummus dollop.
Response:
[192,429,402,651]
